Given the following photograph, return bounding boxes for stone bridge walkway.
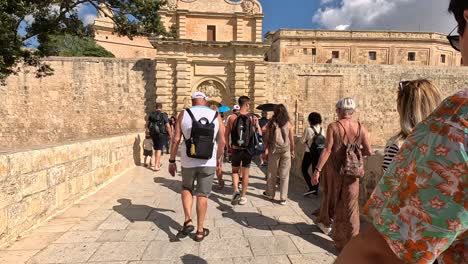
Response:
[0,157,338,264]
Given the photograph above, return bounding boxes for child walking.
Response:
[143,133,154,167]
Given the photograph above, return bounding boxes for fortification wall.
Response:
[0,58,155,150]
[266,63,468,146]
[0,132,144,245]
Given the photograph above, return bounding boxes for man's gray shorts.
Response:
[181,167,216,197]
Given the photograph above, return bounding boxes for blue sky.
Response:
[262,0,322,33]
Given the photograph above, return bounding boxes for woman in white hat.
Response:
[311,97,372,251]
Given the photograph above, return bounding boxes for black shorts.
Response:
[231,149,253,168]
[151,134,167,151]
[143,149,153,157]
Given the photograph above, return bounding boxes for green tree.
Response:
[42,34,115,57]
[0,0,166,84]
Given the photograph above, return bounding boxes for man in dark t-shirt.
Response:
[147,103,172,171]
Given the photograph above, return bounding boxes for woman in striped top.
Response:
[382,79,442,172]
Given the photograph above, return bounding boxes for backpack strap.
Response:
[336,121,349,144]
[185,108,197,123]
[211,111,219,124]
[352,122,362,145]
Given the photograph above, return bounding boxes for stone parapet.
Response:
[0,132,144,246]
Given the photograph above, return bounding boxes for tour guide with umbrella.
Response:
[256,103,278,112]
[218,105,230,113]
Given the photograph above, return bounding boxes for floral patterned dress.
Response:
[364,89,467,264]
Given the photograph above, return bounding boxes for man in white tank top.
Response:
[168,91,225,242]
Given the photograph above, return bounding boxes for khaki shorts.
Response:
[181,167,216,197]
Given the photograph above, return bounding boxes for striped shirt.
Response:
[382,135,404,172]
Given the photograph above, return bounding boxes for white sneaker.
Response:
[280,200,287,206]
[239,197,248,205]
[316,222,331,236]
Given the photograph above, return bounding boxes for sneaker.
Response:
[303,190,318,196]
[231,192,241,205]
[280,200,287,206]
[316,222,332,236]
[239,196,248,205]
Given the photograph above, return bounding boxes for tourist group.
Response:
[143,1,466,263]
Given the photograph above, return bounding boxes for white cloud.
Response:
[313,0,456,34]
[83,14,97,25]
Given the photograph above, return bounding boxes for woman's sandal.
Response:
[194,228,210,242]
[176,219,194,238]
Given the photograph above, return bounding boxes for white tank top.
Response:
[180,106,220,168]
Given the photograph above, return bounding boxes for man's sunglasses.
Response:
[447,26,460,52]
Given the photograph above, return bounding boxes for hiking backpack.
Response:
[149,111,167,136]
[184,108,218,160]
[309,127,326,156]
[231,113,255,148]
[270,122,290,154]
[337,121,365,179]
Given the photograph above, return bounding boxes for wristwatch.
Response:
[169,159,176,164]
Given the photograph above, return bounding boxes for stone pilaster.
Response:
[235,13,245,41]
[254,15,264,42]
[177,11,188,39]
[175,59,191,113]
[155,59,173,112]
[252,62,267,112]
[233,62,247,101]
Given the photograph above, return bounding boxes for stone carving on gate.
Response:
[197,80,222,99]
[170,0,261,14]
[241,0,261,14]
[164,0,178,10]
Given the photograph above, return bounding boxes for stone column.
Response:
[235,13,245,41]
[175,59,191,113]
[155,59,173,111]
[254,15,264,42]
[252,62,267,112]
[178,10,188,39]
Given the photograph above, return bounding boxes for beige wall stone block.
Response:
[0,155,9,180]
[47,165,66,187]
[31,148,56,172]
[0,207,7,239]
[56,183,71,208]
[0,174,22,209]
[53,145,71,165]
[9,152,33,176]
[21,170,48,197]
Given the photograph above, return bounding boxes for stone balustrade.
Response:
[0,132,144,246]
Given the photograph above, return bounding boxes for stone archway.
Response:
[194,78,231,107]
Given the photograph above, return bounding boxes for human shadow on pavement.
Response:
[181,254,207,264]
[113,198,182,242]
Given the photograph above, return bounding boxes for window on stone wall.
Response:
[207,25,216,42]
[369,51,377,61]
[441,54,446,63]
[408,52,416,61]
[312,48,317,56]
[303,48,308,55]
[332,51,340,59]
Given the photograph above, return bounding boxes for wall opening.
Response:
[408,52,416,61]
[332,51,340,59]
[369,51,377,61]
[207,25,216,42]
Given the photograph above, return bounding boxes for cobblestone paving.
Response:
[0,157,338,264]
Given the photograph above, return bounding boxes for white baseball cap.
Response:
[233,105,240,110]
[191,91,208,100]
[336,97,356,110]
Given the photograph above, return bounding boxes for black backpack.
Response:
[185,108,218,160]
[231,113,255,148]
[149,111,167,136]
[309,127,326,156]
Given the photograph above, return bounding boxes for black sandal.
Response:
[194,228,210,242]
[176,219,194,238]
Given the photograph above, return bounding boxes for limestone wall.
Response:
[266,63,468,146]
[0,132,144,245]
[0,58,154,150]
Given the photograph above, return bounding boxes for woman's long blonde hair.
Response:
[397,79,442,138]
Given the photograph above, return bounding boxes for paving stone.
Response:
[218,226,244,238]
[245,216,277,226]
[28,243,101,263]
[248,236,299,256]
[53,231,103,243]
[233,255,291,264]
[97,221,130,230]
[289,235,333,254]
[199,238,252,259]
[3,232,63,251]
[90,242,149,262]
[142,240,199,260]
[85,209,114,221]
[70,220,103,231]
[123,230,159,241]
[242,226,273,237]
[97,230,129,242]
[0,250,40,264]
[288,253,337,264]
[275,215,307,225]
[259,207,297,217]
[270,224,301,236]
[127,221,158,230]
